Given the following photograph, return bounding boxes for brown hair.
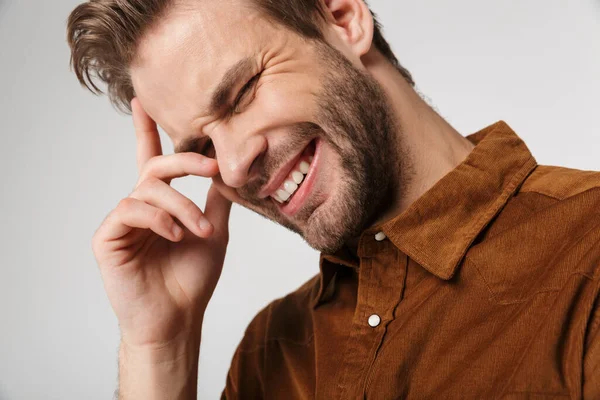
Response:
[67,0,415,113]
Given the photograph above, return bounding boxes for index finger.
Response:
[131,97,163,174]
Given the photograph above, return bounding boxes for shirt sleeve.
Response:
[221,304,271,400]
[583,278,600,399]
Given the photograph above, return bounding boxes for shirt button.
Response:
[368,314,381,327]
[375,232,387,241]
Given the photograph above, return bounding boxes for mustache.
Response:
[239,122,322,203]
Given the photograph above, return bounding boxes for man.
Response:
[66,0,599,398]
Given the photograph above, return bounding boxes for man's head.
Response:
[67,0,414,253]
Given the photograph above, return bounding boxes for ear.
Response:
[322,0,374,58]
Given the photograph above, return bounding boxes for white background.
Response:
[0,1,599,399]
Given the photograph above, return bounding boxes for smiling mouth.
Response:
[271,140,315,205]
[271,139,316,204]
[272,137,322,218]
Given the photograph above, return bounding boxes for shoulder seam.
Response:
[518,188,562,200]
[521,184,600,202]
[465,256,598,306]
[520,166,600,200]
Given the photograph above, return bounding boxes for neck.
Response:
[344,51,476,255]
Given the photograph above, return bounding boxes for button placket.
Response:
[357,231,389,329]
[330,231,402,399]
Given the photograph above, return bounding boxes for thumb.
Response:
[204,184,233,241]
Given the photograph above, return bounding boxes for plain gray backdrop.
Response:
[1,1,599,399]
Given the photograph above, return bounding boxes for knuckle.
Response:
[138,156,161,180]
[117,197,136,212]
[182,199,201,218]
[152,208,172,226]
[143,155,161,173]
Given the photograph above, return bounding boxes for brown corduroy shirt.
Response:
[221,121,600,399]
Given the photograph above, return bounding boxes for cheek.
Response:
[257,80,319,125]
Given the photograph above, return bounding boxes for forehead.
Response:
[130,0,275,138]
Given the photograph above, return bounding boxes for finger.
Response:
[204,184,232,241]
[95,197,182,246]
[132,97,163,175]
[131,177,213,238]
[137,152,219,186]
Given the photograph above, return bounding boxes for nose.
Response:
[212,127,267,188]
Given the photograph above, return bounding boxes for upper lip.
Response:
[258,142,311,199]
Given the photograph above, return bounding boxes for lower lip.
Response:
[278,138,322,217]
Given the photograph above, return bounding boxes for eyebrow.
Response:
[174,56,255,155]
[209,56,255,115]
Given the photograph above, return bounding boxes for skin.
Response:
[89,1,476,395]
[130,0,474,254]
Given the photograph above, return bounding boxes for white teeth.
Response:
[292,171,304,185]
[271,157,314,204]
[276,189,291,202]
[283,180,298,195]
[299,161,310,174]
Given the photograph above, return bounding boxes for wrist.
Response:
[120,334,201,365]
[120,315,204,364]
[118,336,201,400]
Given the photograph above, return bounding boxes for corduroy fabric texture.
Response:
[221,121,600,399]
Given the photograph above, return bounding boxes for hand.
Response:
[92,98,232,351]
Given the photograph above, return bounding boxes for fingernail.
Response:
[172,223,183,237]
[198,217,212,231]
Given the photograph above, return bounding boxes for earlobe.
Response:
[322,0,374,57]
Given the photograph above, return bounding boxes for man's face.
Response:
[131,0,399,253]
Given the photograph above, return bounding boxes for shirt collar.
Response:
[316,120,538,305]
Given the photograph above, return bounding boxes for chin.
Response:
[300,189,366,254]
[303,224,347,254]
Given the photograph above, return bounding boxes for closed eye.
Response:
[232,72,261,114]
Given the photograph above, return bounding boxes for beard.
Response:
[236,40,406,254]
